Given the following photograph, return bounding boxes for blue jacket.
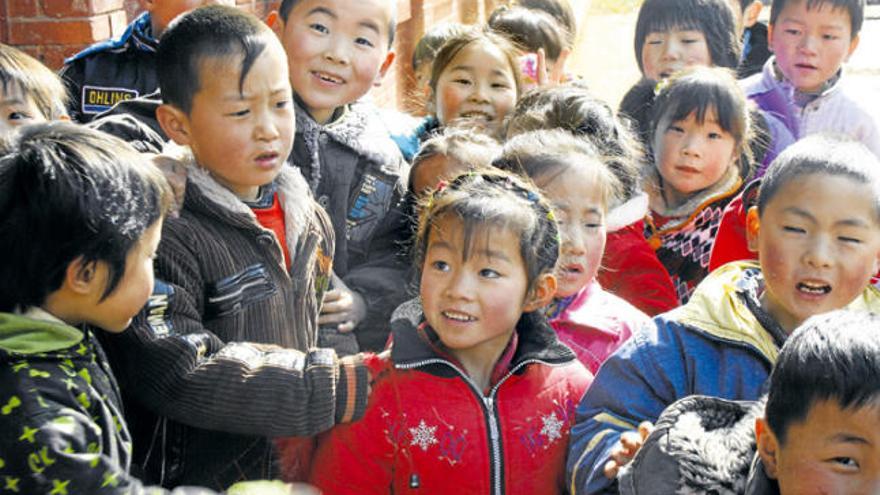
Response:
[566,261,880,494]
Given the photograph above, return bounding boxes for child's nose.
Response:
[444,271,476,300]
[254,111,280,141]
[467,82,490,103]
[323,37,350,65]
[803,236,834,268]
[562,228,587,255]
[680,135,703,157]
[662,39,682,60]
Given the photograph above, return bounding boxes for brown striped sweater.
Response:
[99,159,369,490]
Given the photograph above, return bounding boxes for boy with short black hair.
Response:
[567,135,880,494]
[743,0,880,156]
[60,0,233,123]
[0,44,68,137]
[268,0,412,353]
[753,309,880,494]
[0,122,218,494]
[100,5,370,489]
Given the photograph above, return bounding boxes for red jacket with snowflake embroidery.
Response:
[295,307,592,495]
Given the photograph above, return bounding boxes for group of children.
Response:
[1,0,880,493]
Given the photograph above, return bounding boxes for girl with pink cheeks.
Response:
[495,130,650,374]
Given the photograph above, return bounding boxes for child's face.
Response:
[176,40,294,200]
[87,219,163,333]
[652,107,737,208]
[433,40,518,135]
[768,0,859,93]
[411,155,470,198]
[277,0,395,124]
[420,215,532,364]
[537,165,607,298]
[641,28,712,81]
[749,173,880,333]
[0,88,47,138]
[758,400,880,495]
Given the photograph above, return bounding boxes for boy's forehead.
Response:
[776,0,852,22]
[288,0,395,35]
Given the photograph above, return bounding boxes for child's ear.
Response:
[523,273,557,312]
[156,104,192,146]
[746,206,761,253]
[266,10,284,38]
[373,51,396,87]
[66,256,100,295]
[743,2,763,29]
[140,0,156,12]
[845,33,860,62]
[755,417,780,479]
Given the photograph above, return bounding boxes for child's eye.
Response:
[667,124,684,133]
[6,111,31,121]
[784,28,801,36]
[585,223,601,230]
[226,109,250,117]
[707,132,723,140]
[275,100,290,110]
[491,82,510,89]
[783,225,806,234]
[431,260,450,272]
[831,457,860,470]
[839,236,863,244]
[452,78,472,85]
[479,268,500,279]
[309,23,329,34]
[681,38,700,44]
[355,37,375,48]
[823,34,840,41]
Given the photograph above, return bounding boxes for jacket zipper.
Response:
[396,358,549,495]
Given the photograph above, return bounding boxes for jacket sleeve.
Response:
[598,222,678,316]
[566,321,683,494]
[102,225,369,438]
[708,182,759,272]
[307,356,394,494]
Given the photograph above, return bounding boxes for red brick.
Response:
[43,0,124,18]
[7,0,39,17]
[1,1,8,43]
[8,16,112,45]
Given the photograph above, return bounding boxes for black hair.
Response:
[651,66,752,178]
[634,0,741,74]
[157,5,272,114]
[506,83,644,200]
[515,0,577,48]
[739,0,757,10]
[415,170,559,293]
[488,6,567,62]
[770,0,864,37]
[757,135,880,220]
[0,122,172,312]
[765,310,880,445]
[278,0,397,47]
[412,23,468,72]
[410,127,501,195]
[0,43,68,120]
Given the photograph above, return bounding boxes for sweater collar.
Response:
[645,162,742,221]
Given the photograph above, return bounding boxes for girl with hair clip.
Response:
[494,129,652,374]
[507,83,678,316]
[645,66,751,304]
[302,171,592,494]
[619,0,792,174]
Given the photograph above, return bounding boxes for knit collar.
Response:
[645,162,742,221]
[293,99,406,193]
[770,59,842,108]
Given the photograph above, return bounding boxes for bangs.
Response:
[654,72,746,144]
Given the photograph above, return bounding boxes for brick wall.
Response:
[1,0,503,110]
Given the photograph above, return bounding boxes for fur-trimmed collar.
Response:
[294,99,406,191]
[165,142,316,259]
[645,163,741,223]
[607,192,649,232]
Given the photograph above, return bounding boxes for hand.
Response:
[536,47,571,88]
[602,421,655,479]
[319,274,367,332]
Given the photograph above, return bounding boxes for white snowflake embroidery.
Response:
[409,420,438,452]
[540,412,564,442]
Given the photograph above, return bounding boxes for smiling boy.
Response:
[742,0,880,157]
[567,135,880,494]
[99,6,370,489]
[268,0,411,353]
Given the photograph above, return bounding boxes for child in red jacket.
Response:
[495,130,651,374]
[506,83,677,315]
[291,171,592,494]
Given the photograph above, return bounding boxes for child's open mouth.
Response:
[255,151,279,167]
[794,63,817,71]
[442,310,477,322]
[312,71,344,85]
[458,111,493,122]
[797,281,831,295]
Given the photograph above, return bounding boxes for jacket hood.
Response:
[670,261,880,363]
[166,142,317,257]
[619,395,766,495]
[388,298,577,370]
[0,311,84,362]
